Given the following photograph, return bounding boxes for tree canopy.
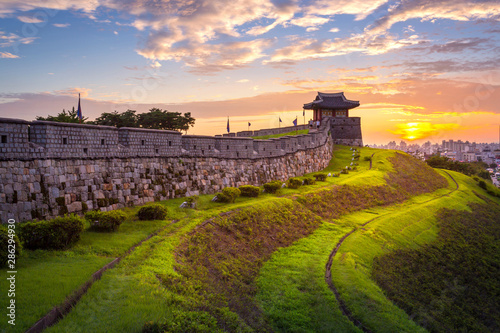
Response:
[426,155,490,179]
[36,108,195,132]
[91,110,138,128]
[36,107,88,123]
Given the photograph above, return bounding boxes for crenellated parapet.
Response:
[0,117,334,223]
[0,117,330,161]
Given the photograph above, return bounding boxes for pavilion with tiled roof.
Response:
[303,92,360,121]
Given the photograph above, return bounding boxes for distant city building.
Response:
[369,139,500,163]
[463,152,476,162]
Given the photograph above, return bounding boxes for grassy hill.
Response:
[2,145,499,333]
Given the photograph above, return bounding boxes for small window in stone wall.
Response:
[101,139,105,145]
[83,148,88,154]
[236,152,239,157]
[155,148,159,154]
[245,145,247,149]
[194,145,196,150]
[141,140,145,146]
[168,141,172,146]
[1,135,7,144]
[63,137,68,145]
[208,145,211,150]
[227,145,229,150]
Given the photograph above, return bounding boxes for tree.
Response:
[37,107,196,132]
[36,107,88,123]
[137,108,195,132]
[90,110,138,128]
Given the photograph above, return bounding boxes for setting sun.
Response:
[390,122,460,141]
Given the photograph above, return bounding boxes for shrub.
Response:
[303,177,316,185]
[19,214,85,250]
[364,156,372,161]
[287,177,302,189]
[331,173,339,177]
[0,226,22,268]
[85,210,127,232]
[263,180,282,193]
[340,169,349,174]
[477,180,487,190]
[216,187,241,203]
[137,204,168,220]
[478,170,491,180]
[186,195,198,206]
[313,172,328,181]
[239,185,260,197]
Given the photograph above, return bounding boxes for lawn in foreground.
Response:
[41,146,379,332]
[7,145,433,332]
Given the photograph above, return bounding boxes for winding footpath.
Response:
[25,221,178,333]
[324,170,459,333]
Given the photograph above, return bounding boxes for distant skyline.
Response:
[0,0,499,144]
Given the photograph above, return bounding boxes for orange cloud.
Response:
[52,87,92,98]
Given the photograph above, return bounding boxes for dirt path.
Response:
[25,221,177,333]
[324,170,459,333]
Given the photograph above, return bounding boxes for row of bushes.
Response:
[0,203,170,262]
[214,173,329,202]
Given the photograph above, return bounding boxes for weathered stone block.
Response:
[67,201,82,213]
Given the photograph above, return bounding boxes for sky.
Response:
[0,0,499,145]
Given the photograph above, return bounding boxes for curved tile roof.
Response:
[303,92,359,110]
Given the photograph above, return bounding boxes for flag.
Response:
[279,117,282,122]
[248,122,251,127]
[227,117,230,133]
[293,117,297,126]
[303,109,305,117]
[77,93,83,122]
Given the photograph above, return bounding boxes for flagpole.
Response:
[77,93,82,124]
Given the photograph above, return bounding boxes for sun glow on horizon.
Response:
[389,122,461,141]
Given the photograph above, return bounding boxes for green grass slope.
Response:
[5,145,499,333]
[329,170,499,333]
[372,202,500,332]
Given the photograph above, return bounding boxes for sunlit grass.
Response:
[329,170,495,332]
[6,145,494,332]
[252,129,308,139]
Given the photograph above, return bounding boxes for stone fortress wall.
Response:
[0,117,334,223]
[330,117,363,147]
